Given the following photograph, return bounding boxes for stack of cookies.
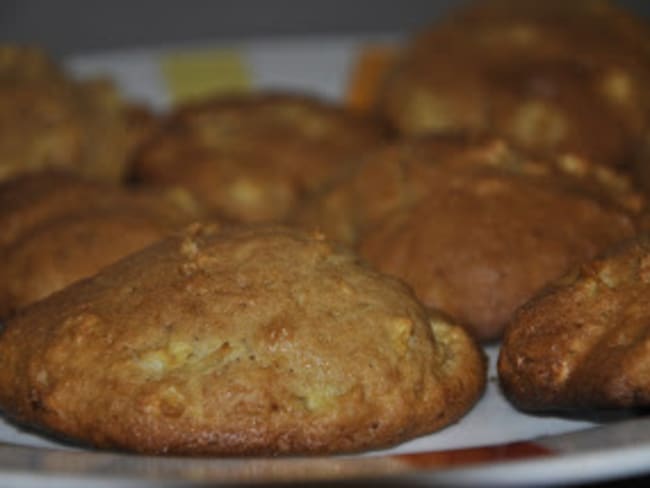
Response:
[1,0,650,456]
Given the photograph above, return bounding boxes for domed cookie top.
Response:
[131,93,385,223]
[377,1,650,170]
[499,234,650,411]
[0,225,485,455]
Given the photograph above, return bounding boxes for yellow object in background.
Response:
[162,49,251,104]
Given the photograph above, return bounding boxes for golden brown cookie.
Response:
[359,170,635,341]
[131,93,385,223]
[0,225,485,455]
[499,234,650,410]
[0,171,205,317]
[295,136,642,247]
[377,1,650,171]
[0,45,149,182]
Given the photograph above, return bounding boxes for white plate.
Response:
[1,37,648,487]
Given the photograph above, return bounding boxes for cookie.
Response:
[131,93,385,223]
[359,169,635,341]
[295,137,638,340]
[499,234,650,410]
[0,45,148,182]
[0,172,204,317]
[377,1,650,171]
[0,225,485,455]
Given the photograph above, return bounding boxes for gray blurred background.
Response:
[2,0,650,57]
